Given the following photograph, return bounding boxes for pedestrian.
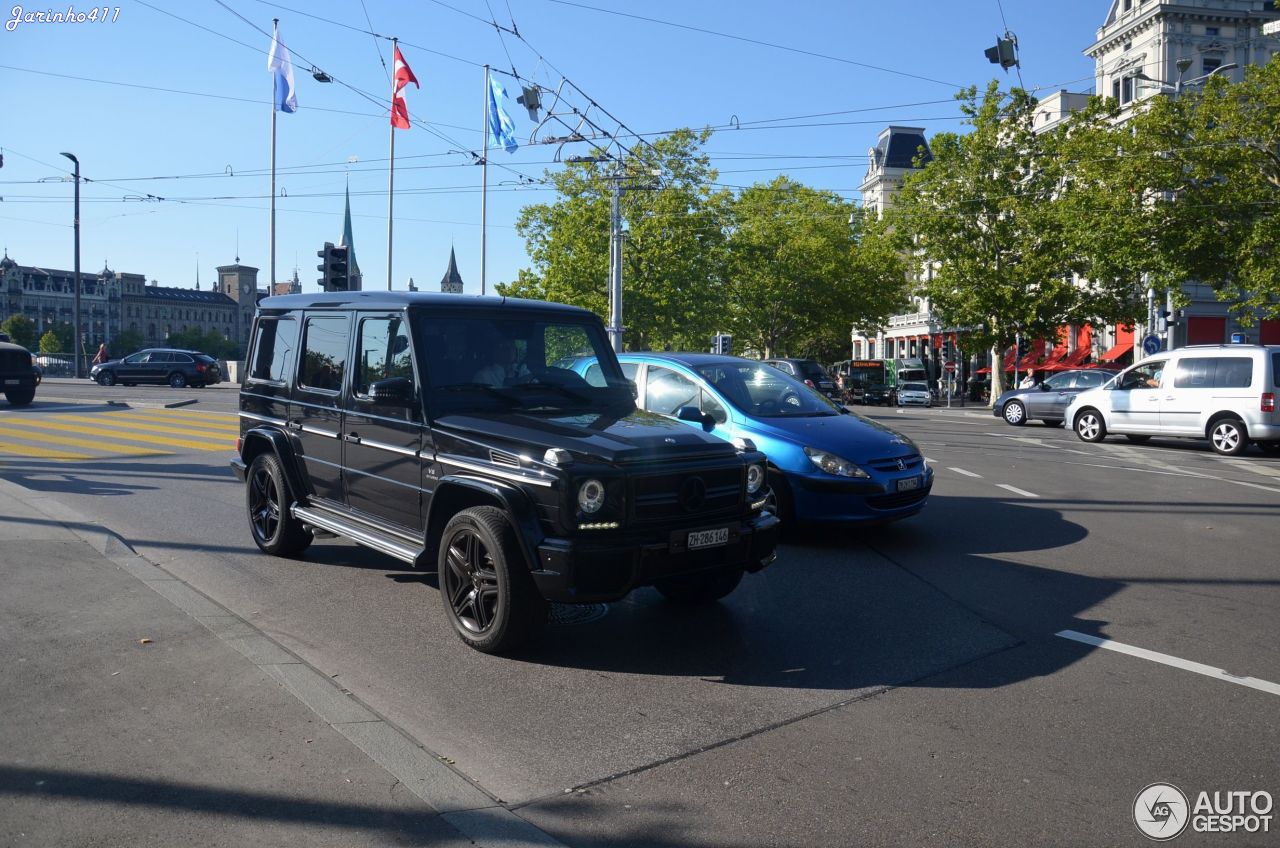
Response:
[92,343,109,366]
[1019,369,1036,389]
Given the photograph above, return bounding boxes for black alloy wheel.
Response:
[246,453,312,556]
[438,507,546,654]
[97,371,116,387]
[169,372,187,389]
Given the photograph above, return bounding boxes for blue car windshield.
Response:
[696,362,840,417]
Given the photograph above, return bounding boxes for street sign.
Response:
[1142,334,1163,356]
[943,361,957,372]
[1264,20,1280,35]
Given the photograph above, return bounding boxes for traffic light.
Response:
[942,338,953,360]
[317,242,350,291]
[712,334,732,355]
[985,34,1019,72]
[1016,336,1029,358]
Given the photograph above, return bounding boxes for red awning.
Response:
[1097,341,1133,364]
[975,367,991,375]
[1041,345,1089,372]
[1036,345,1071,371]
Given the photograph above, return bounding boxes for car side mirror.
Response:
[370,376,414,405]
[1039,383,1051,391]
[677,405,715,432]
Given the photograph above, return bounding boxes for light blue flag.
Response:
[267,28,298,113]
[487,74,518,153]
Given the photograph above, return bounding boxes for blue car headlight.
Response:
[803,446,869,478]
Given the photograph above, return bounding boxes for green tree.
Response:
[500,129,730,351]
[111,329,145,357]
[1,314,36,349]
[38,328,66,355]
[888,83,1089,399]
[723,179,907,359]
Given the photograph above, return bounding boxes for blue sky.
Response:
[1,1,1108,296]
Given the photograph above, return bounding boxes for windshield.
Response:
[414,312,632,414]
[797,361,827,382]
[696,362,840,417]
[900,382,927,392]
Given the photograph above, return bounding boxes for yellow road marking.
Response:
[0,417,216,452]
[0,439,96,461]
[55,413,238,442]
[132,407,239,424]
[0,423,166,456]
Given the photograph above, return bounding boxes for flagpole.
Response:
[386,37,397,292]
[269,18,278,292]
[480,64,488,296]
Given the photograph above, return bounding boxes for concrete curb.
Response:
[0,477,570,848]
[33,396,199,409]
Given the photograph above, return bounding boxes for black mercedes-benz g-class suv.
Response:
[1,337,38,406]
[232,292,779,653]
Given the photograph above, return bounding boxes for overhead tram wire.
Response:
[539,0,966,90]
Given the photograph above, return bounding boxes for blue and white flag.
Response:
[267,27,298,113]
[487,74,518,153]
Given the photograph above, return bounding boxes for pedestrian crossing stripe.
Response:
[0,425,167,458]
[0,438,98,461]
[0,417,217,452]
[54,412,238,442]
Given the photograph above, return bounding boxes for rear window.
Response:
[797,361,827,381]
[1174,357,1253,389]
[249,317,296,383]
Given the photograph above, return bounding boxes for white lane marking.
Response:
[1227,479,1280,495]
[996,483,1039,498]
[964,413,990,419]
[1057,630,1280,698]
[948,467,983,478]
[1221,456,1280,479]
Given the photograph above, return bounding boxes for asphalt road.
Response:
[2,393,1277,846]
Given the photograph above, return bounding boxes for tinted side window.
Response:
[1174,358,1214,388]
[644,366,700,415]
[250,318,296,382]
[1273,353,1280,388]
[584,363,605,387]
[354,316,413,396]
[172,353,194,364]
[299,316,349,392]
[1214,358,1252,388]
[151,352,173,363]
[1073,371,1105,389]
[620,362,639,380]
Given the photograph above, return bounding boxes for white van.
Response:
[1065,345,1280,456]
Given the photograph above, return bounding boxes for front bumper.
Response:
[1,374,37,391]
[530,511,780,603]
[789,467,932,522]
[230,457,247,481]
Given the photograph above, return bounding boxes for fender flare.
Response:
[426,475,545,573]
[239,426,309,503]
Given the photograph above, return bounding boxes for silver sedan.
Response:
[993,368,1118,426]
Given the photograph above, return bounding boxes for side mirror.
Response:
[1039,383,1051,391]
[370,376,414,405]
[677,405,715,432]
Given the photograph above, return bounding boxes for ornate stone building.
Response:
[0,251,258,355]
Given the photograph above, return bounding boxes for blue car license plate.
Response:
[895,476,920,492]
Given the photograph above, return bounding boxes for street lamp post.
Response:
[59,152,82,378]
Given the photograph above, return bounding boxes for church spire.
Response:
[440,246,464,293]
[339,179,362,290]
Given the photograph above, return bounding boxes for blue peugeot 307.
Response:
[572,352,932,525]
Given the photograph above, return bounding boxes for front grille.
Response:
[866,453,923,473]
[631,463,742,524]
[867,488,929,510]
[0,350,30,372]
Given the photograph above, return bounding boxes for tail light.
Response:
[804,379,815,389]
[1263,392,1275,413]
[235,437,242,453]
[196,363,206,373]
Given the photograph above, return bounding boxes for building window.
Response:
[1112,79,1122,101]
[1203,57,1222,75]
[1121,76,1134,103]
[1205,26,1219,37]
[1124,0,1132,10]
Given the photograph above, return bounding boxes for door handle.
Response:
[286,419,303,430]
[343,432,360,443]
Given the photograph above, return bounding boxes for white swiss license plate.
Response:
[688,527,729,550]
[896,476,921,492]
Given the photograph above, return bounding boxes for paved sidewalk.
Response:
[0,478,563,847]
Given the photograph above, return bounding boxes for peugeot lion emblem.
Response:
[896,458,906,471]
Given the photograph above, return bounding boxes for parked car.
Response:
[1065,345,1280,456]
[763,358,839,400]
[575,352,932,527]
[1,339,38,406]
[994,368,1120,427]
[232,292,778,654]
[91,348,223,388]
[895,381,932,408]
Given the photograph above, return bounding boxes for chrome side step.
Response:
[293,505,423,565]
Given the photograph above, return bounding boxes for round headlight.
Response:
[746,463,765,495]
[578,478,606,514]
